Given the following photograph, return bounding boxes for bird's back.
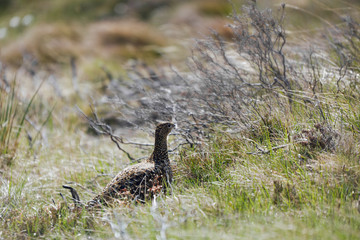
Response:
[86,162,166,208]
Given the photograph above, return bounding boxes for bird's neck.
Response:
[151,136,169,166]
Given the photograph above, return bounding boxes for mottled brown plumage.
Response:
[85,122,174,208]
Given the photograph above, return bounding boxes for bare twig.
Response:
[59,192,71,210]
[63,185,83,207]
[76,105,136,161]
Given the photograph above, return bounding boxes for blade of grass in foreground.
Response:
[15,79,45,140]
[0,78,44,163]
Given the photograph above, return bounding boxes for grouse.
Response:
[64,122,175,208]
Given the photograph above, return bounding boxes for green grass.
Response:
[3,88,360,239]
[5,97,360,239]
[0,79,41,167]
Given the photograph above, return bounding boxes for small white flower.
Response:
[9,16,21,28]
[22,14,34,26]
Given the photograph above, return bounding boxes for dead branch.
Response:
[63,185,82,207]
[76,105,136,161]
[59,192,71,210]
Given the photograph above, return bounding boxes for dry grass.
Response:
[89,20,166,48]
[1,23,82,66]
[85,19,168,60]
[1,20,169,69]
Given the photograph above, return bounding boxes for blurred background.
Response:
[0,0,358,131]
[1,0,359,72]
[1,0,359,136]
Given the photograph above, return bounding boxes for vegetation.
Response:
[0,79,41,167]
[1,0,360,239]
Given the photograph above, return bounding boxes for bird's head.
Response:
[155,122,175,139]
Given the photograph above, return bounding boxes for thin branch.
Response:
[76,105,136,161]
[63,185,83,207]
[59,192,71,210]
